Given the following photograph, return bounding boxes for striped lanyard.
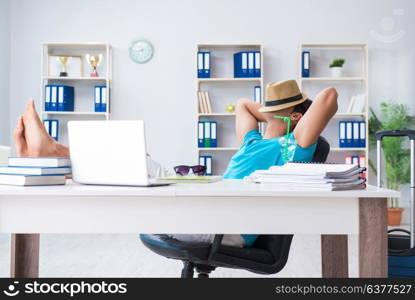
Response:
[274,116,291,162]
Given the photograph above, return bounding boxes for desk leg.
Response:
[11,234,40,278]
[321,235,349,277]
[359,197,388,278]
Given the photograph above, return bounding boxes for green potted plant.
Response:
[329,58,345,77]
[369,102,414,226]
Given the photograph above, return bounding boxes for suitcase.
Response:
[376,130,415,277]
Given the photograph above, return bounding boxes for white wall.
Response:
[0,0,10,146]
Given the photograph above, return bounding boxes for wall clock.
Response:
[129,39,154,64]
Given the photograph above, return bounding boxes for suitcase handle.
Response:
[388,228,410,235]
[388,229,413,255]
[375,130,415,141]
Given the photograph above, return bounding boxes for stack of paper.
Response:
[247,162,366,191]
[0,157,70,186]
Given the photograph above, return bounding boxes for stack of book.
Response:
[247,162,366,191]
[0,157,71,186]
[197,91,213,114]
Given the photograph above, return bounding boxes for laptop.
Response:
[68,120,171,187]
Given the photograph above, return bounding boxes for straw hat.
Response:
[258,80,308,113]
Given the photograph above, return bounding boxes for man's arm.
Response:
[293,87,338,148]
[235,98,266,144]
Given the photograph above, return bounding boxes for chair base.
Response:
[181,261,216,278]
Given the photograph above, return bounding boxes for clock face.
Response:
[129,39,154,64]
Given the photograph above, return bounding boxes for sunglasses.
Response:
[174,165,206,176]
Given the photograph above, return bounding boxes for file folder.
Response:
[197,52,204,78]
[352,155,359,165]
[199,155,206,167]
[101,87,107,112]
[50,85,58,111]
[359,155,366,178]
[51,120,58,141]
[204,121,211,147]
[353,121,360,147]
[254,86,261,103]
[346,121,353,147]
[248,52,254,77]
[57,85,74,111]
[198,121,204,147]
[44,119,59,141]
[241,52,248,77]
[211,121,217,147]
[45,85,51,111]
[234,52,248,78]
[95,86,101,112]
[359,121,366,147]
[302,51,310,77]
[43,120,50,134]
[254,51,261,77]
[203,52,211,78]
[205,156,212,175]
[339,121,346,147]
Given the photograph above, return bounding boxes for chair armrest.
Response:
[208,234,224,260]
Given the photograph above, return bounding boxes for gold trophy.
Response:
[86,54,103,77]
[57,56,70,77]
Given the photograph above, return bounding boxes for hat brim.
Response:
[258,93,308,113]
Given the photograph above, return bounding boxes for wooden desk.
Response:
[0,180,399,278]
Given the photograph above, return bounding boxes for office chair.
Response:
[140,136,330,278]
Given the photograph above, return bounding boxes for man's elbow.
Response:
[324,87,338,112]
[325,87,338,99]
[236,98,250,110]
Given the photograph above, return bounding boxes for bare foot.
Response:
[13,99,57,157]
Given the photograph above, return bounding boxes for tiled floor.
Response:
[0,234,358,277]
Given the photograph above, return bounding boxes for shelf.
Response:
[198,43,262,48]
[333,113,366,118]
[44,42,109,49]
[198,147,239,151]
[330,147,367,152]
[198,78,262,83]
[42,111,108,116]
[43,76,108,81]
[300,77,366,82]
[198,113,235,117]
[300,43,367,49]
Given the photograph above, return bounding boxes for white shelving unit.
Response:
[298,43,369,178]
[197,43,263,175]
[40,42,112,144]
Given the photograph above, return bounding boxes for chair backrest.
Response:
[252,136,330,274]
[312,136,330,163]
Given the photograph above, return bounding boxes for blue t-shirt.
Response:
[223,130,317,246]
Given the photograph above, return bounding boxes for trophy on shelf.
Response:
[86,54,103,77]
[57,56,70,77]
